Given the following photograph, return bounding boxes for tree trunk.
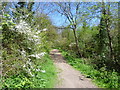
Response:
[106,3,114,59]
[72,25,82,57]
[106,21,114,59]
[118,2,120,63]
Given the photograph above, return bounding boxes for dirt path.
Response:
[50,49,97,88]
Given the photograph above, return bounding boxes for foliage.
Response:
[1,2,57,88]
[1,2,120,88]
[2,55,57,88]
[61,50,120,88]
[56,2,119,73]
[2,13,46,77]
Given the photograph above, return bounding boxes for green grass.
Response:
[2,54,57,88]
[61,50,120,88]
[40,54,57,88]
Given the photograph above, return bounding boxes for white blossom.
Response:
[29,54,36,57]
[29,52,46,59]
[36,69,40,71]
[29,54,41,59]
[35,54,41,59]
[15,20,31,34]
[28,47,32,49]
[23,64,26,68]
[33,35,39,38]
[26,61,32,65]
[42,28,47,31]
[27,68,34,77]
[39,52,46,56]
[41,70,46,73]
[20,49,26,57]
[103,56,105,58]
[36,30,41,34]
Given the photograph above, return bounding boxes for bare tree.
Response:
[54,2,82,57]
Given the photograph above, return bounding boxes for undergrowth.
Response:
[2,54,57,88]
[61,50,120,88]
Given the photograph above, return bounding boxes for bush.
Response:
[1,13,56,88]
[2,54,57,88]
[61,50,120,88]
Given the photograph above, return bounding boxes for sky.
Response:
[49,13,68,27]
[1,0,120,2]
[33,2,69,27]
[6,2,118,27]
[33,2,101,27]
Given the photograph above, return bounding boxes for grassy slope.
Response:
[2,54,57,88]
[40,54,57,88]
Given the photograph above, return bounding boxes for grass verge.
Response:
[2,54,57,88]
[61,50,120,88]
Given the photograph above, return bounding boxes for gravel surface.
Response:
[50,49,98,88]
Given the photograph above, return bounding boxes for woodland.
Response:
[0,1,120,88]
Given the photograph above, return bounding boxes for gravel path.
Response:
[50,49,98,88]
